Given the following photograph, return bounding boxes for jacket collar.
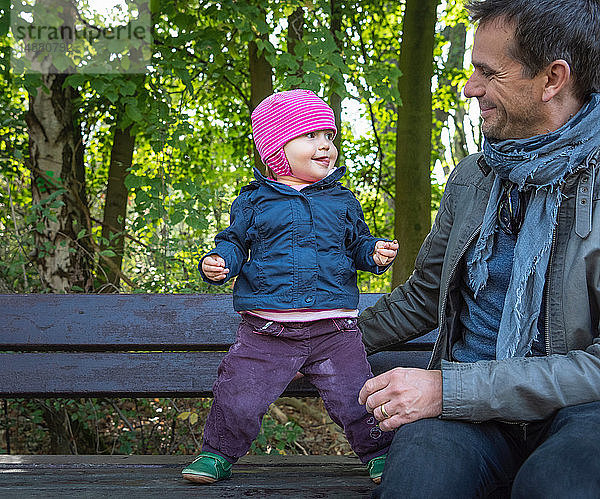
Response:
[252,166,346,193]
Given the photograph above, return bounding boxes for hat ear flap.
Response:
[266,148,292,177]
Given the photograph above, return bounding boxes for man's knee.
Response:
[375,418,514,499]
[512,453,600,499]
[512,402,600,499]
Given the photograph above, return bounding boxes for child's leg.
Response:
[202,315,307,461]
[302,318,394,463]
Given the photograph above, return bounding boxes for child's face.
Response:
[283,129,338,182]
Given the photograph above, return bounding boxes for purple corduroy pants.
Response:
[201,313,392,463]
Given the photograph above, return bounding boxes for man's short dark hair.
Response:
[467,0,600,102]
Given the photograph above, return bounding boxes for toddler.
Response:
[182,89,398,485]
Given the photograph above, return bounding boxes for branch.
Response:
[107,399,135,432]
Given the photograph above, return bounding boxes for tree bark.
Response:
[98,123,135,292]
[329,0,343,158]
[435,23,468,173]
[393,0,439,287]
[39,402,77,454]
[24,0,93,293]
[249,7,273,174]
[287,6,304,86]
[26,74,94,293]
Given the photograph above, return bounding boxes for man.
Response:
[357,0,600,497]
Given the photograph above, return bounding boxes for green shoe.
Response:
[367,454,386,484]
[182,452,233,484]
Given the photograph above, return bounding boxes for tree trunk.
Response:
[24,0,93,293]
[26,74,94,293]
[393,0,439,287]
[39,402,77,454]
[98,123,135,292]
[249,8,273,174]
[329,0,343,158]
[287,6,304,86]
[435,22,468,173]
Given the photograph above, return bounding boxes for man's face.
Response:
[464,19,549,140]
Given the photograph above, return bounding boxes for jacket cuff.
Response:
[441,360,473,420]
[441,359,499,421]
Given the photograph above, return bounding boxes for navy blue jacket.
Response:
[199,167,391,311]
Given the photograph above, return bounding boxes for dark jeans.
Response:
[202,314,393,463]
[374,401,600,498]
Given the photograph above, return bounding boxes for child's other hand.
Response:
[373,239,398,266]
[202,255,229,281]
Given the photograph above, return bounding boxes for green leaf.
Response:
[64,74,87,88]
[124,174,141,189]
[126,102,143,122]
[170,210,185,225]
[99,249,117,257]
[120,80,137,96]
[105,87,119,104]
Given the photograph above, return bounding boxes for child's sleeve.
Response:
[346,194,393,275]
[198,193,252,284]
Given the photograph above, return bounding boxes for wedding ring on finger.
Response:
[380,403,390,419]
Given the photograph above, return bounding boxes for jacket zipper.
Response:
[544,227,557,355]
[434,224,533,428]
[427,225,482,369]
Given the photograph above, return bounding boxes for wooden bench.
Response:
[0,293,436,497]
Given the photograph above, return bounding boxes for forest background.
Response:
[0,0,481,456]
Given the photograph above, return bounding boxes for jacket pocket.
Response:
[332,317,359,333]
[241,313,284,336]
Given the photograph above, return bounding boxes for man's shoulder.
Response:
[446,152,489,187]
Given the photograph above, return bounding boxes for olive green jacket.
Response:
[358,148,600,422]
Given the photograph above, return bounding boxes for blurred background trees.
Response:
[1,0,480,295]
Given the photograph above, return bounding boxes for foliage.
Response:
[250,416,304,456]
[0,0,476,295]
[2,397,346,457]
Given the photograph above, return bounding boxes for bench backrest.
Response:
[0,294,436,398]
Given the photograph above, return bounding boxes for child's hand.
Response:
[202,254,229,281]
[373,239,398,266]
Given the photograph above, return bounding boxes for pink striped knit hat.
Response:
[251,89,337,177]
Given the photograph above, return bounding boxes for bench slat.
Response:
[0,350,432,398]
[0,293,436,350]
[0,294,239,350]
[0,455,375,497]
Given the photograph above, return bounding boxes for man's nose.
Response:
[464,72,484,98]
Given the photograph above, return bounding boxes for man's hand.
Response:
[358,367,442,431]
[373,239,399,266]
[201,255,229,281]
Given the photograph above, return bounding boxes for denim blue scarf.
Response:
[469,93,600,359]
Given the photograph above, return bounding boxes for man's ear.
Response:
[542,59,571,102]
